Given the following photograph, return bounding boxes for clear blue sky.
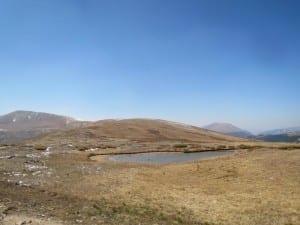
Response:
[0,0,299,132]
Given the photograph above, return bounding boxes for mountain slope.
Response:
[203,122,253,138]
[28,119,246,146]
[0,110,89,143]
[0,110,75,130]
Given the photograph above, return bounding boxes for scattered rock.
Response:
[0,155,15,159]
[2,206,17,215]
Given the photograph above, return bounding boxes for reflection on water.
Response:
[109,150,236,164]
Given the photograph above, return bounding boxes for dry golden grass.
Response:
[26,119,247,146]
[45,148,300,225]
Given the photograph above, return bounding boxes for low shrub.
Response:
[238,144,249,149]
[0,144,9,147]
[173,144,188,148]
[77,146,89,151]
[33,145,47,151]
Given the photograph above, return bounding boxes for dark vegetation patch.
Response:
[33,145,47,151]
[173,144,188,148]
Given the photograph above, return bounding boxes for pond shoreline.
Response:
[91,150,238,164]
[88,148,241,158]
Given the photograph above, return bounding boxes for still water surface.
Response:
[109,150,236,164]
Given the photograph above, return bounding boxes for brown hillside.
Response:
[29,119,246,144]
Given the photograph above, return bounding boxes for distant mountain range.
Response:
[0,110,299,143]
[259,127,300,135]
[203,122,300,142]
[203,122,254,138]
[256,127,300,142]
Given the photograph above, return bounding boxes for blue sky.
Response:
[0,0,299,132]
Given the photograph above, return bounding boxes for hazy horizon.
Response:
[1,1,299,133]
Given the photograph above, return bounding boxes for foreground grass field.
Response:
[0,145,299,225]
